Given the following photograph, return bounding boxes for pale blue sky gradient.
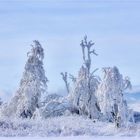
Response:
[0,0,140,100]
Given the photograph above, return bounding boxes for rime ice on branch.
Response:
[80,35,98,77]
[70,36,101,119]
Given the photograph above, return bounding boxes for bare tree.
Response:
[61,72,70,94]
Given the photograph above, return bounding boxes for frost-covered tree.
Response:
[96,66,132,127]
[3,40,48,119]
[70,36,101,119]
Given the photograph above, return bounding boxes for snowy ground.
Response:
[0,115,140,137]
[0,136,140,140]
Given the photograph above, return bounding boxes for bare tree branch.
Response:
[61,72,70,94]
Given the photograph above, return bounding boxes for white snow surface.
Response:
[0,136,140,140]
[0,115,139,137]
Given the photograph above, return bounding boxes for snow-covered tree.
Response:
[3,40,48,119]
[70,36,101,119]
[96,66,132,127]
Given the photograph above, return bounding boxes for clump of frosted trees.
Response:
[0,37,134,128]
[61,36,133,127]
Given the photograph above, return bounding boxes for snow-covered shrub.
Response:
[0,40,48,119]
[96,66,132,127]
[41,101,69,118]
[42,94,63,105]
[40,94,72,118]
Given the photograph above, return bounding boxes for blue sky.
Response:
[0,0,140,100]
